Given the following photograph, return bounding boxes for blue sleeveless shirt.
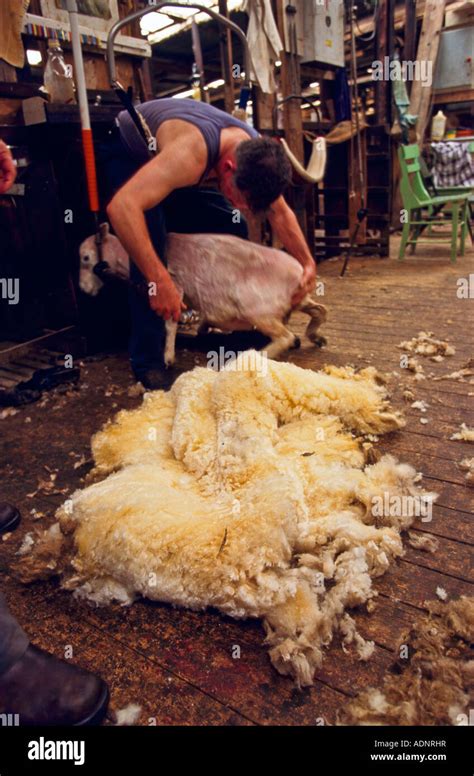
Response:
[117,98,258,176]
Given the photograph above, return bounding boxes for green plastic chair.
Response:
[398,144,470,263]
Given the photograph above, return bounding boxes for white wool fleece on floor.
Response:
[54,352,434,686]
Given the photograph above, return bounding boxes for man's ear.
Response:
[223,158,236,173]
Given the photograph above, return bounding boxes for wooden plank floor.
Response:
[1,237,473,725]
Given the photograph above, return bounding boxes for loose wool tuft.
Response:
[337,597,474,725]
[20,353,434,686]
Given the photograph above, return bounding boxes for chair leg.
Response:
[460,201,468,256]
[450,204,460,264]
[410,209,420,253]
[428,205,433,235]
[399,218,410,260]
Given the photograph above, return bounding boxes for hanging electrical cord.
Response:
[340,0,368,277]
[354,0,379,43]
[272,3,324,131]
[351,3,365,199]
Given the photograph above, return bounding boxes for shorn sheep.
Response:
[79,228,328,364]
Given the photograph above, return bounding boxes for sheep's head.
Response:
[79,227,105,296]
[79,223,130,296]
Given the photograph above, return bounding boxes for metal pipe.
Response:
[65,0,100,217]
[106,2,250,91]
[66,0,89,132]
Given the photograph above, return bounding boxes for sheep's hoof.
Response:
[310,335,327,348]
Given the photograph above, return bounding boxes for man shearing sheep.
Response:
[102,98,317,389]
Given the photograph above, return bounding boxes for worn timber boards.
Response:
[0,236,472,725]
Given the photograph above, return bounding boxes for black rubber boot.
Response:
[138,368,182,391]
[0,503,21,534]
[0,645,109,726]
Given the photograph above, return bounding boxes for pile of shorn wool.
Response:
[18,353,435,687]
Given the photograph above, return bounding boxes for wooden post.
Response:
[137,59,153,102]
[349,130,367,245]
[218,0,235,114]
[253,89,275,133]
[375,0,389,127]
[387,0,395,127]
[275,0,303,163]
[274,1,310,245]
[374,0,395,126]
[409,0,447,144]
[0,61,17,83]
[404,0,417,75]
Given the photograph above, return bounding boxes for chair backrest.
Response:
[400,143,421,172]
[398,144,432,208]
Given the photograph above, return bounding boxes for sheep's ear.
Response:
[100,222,110,238]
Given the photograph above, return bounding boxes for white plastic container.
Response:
[431,110,447,141]
[43,40,76,104]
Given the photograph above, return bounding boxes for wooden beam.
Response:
[409,0,447,143]
[349,131,367,245]
[274,2,310,245]
[375,0,389,126]
[387,0,396,126]
[218,0,235,114]
[136,59,154,102]
[434,87,474,104]
[353,0,457,35]
[404,0,417,66]
[0,60,17,83]
[253,89,275,133]
[275,0,303,163]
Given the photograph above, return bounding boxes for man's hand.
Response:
[291,261,316,307]
[149,274,186,322]
[267,196,318,307]
[0,140,16,194]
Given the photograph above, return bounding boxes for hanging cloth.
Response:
[243,0,283,94]
[325,114,368,145]
[0,0,30,68]
[334,66,351,123]
[391,53,417,143]
[431,142,474,188]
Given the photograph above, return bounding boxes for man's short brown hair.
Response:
[234,137,292,213]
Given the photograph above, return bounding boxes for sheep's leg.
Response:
[280,311,301,348]
[197,317,209,335]
[297,296,327,347]
[163,282,184,367]
[254,318,298,359]
[164,319,178,367]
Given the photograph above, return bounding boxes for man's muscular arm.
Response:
[267,195,317,306]
[107,136,206,321]
[0,140,16,194]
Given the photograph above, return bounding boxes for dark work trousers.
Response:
[0,593,29,675]
[96,125,248,380]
